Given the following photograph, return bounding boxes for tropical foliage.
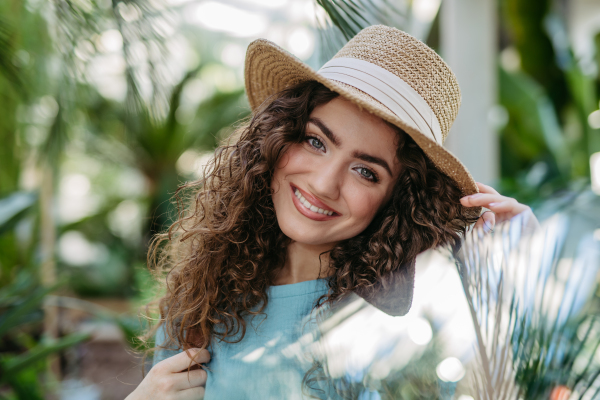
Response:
[1,0,599,398]
[0,0,246,396]
[499,0,600,203]
[453,193,600,399]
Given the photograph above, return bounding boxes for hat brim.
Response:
[244,39,481,220]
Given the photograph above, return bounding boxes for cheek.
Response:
[345,186,388,223]
[271,145,304,193]
[273,145,309,179]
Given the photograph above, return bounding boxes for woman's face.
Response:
[271,97,403,247]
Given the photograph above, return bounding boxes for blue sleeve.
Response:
[152,323,182,368]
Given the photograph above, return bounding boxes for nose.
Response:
[307,160,344,201]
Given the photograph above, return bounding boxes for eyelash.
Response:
[304,135,380,183]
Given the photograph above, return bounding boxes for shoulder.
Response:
[152,322,183,367]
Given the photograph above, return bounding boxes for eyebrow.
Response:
[351,151,393,177]
[308,117,341,146]
[307,117,394,177]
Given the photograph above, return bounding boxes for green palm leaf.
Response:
[0,192,37,236]
[314,0,409,61]
[453,191,600,399]
[0,333,90,377]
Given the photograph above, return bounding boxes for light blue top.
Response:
[153,279,331,399]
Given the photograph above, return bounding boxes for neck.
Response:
[272,241,335,285]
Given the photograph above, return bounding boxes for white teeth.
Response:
[293,187,334,216]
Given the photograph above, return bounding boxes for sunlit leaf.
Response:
[0,192,37,236]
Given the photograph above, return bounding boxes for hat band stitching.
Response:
[318,58,441,143]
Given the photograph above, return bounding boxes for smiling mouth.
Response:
[290,184,340,219]
[293,188,335,215]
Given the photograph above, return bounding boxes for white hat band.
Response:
[318,57,442,143]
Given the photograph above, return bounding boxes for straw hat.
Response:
[244,25,481,315]
[245,24,480,202]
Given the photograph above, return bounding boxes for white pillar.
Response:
[440,0,499,184]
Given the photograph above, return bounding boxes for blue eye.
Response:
[356,167,378,182]
[307,137,324,150]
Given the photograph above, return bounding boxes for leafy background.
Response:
[0,0,599,398]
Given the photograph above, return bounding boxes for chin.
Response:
[277,218,332,246]
[277,216,362,247]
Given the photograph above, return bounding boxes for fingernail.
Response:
[489,202,497,207]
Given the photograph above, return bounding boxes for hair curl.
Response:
[145,80,477,365]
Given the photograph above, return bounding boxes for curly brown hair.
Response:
[146,80,478,360]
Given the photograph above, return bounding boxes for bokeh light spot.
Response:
[436,357,465,382]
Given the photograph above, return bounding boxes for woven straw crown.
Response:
[245,25,480,214]
[332,26,461,143]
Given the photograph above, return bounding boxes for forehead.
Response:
[309,97,402,169]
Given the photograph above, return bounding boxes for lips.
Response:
[290,184,340,221]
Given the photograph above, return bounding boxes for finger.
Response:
[460,193,507,208]
[161,349,210,373]
[487,200,528,215]
[475,182,500,195]
[177,386,205,400]
[175,350,211,372]
[174,368,207,390]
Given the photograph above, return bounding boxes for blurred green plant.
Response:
[453,194,600,399]
[0,0,598,396]
[0,0,248,297]
[0,192,89,399]
[0,191,38,291]
[0,276,90,400]
[377,332,444,399]
[325,339,445,400]
[499,0,600,203]
[0,1,248,396]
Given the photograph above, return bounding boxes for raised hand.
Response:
[460,182,536,233]
[126,348,210,400]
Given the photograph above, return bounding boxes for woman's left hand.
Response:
[460,182,536,232]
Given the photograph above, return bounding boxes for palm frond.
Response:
[314,0,409,62]
[110,0,178,124]
[453,191,600,399]
[50,0,176,131]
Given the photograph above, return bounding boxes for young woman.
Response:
[126,25,534,399]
